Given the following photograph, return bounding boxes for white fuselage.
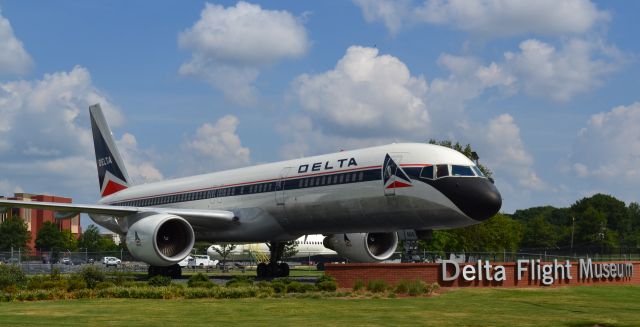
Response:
[207,235,336,261]
[92,143,493,242]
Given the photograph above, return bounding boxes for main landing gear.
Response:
[256,241,290,278]
[148,264,182,278]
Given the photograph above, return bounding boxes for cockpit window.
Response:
[436,164,449,178]
[472,166,485,177]
[420,165,434,179]
[451,165,474,177]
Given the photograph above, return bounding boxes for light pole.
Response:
[570,216,575,251]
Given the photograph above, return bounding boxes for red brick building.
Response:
[0,193,81,254]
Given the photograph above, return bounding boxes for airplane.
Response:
[0,104,502,278]
[207,234,338,268]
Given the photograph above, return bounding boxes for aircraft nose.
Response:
[470,181,502,221]
[434,178,502,221]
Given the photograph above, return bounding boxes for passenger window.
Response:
[345,174,351,183]
[421,165,434,179]
[436,164,449,178]
[452,165,474,176]
[339,174,344,183]
[359,172,364,181]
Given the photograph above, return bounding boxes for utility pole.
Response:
[570,216,575,251]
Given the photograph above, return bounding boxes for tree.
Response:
[282,240,298,260]
[212,243,236,268]
[428,139,492,178]
[0,216,31,251]
[78,225,102,252]
[61,229,78,251]
[35,222,64,252]
[520,215,558,249]
[98,236,119,252]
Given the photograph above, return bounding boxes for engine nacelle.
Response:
[323,232,398,263]
[125,214,195,266]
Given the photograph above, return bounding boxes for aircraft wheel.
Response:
[278,263,290,277]
[257,263,267,278]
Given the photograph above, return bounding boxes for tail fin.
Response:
[89,104,131,197]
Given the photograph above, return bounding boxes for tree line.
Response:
[421,193,640,255]
[0,221,120,254]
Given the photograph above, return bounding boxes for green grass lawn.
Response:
[1,286,638,326]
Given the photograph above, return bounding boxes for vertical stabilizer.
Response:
[89,104,131,197]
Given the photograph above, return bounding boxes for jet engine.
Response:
[323,232,398,262]
[125,214,195,266]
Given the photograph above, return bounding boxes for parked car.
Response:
[102,256,121,267]
[61,257,72,265]
[188,255,218,268]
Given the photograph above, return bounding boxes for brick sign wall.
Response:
[325,260,640,288]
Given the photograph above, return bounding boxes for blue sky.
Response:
[1,1,639,226]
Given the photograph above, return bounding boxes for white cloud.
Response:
[353,0,412,35]
[0,66,142,199]
[504,38,624,102]
[293,46,429,137]
[570,102,640,182]
[354,0,609,38]
[480,114,544,191]
[116,133,164,184]
[0,9,32,75]
[427,38,624,104]
[184,115,250,171]
[179,2,309,105]
[277,115,393,160]
[0,66,122,157]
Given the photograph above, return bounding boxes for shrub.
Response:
[393,280,431,296]
[315,275,337,292]
[270,280,287,294]
[428,282,440,294]
[254,280,273,290]
[188,273,215,288]
[0,264,27,291]
[76,266,105,289]
[353,279,365,291]
[95,281,116,290]
[316,280,337,292]
[147,275,172,287]
[226,276,253,288]
[107,271,134,286]
[67,277,88,292]
[286,281,315,294]
[366,279,388,293]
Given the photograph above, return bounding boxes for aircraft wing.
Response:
[0,199,238,227]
